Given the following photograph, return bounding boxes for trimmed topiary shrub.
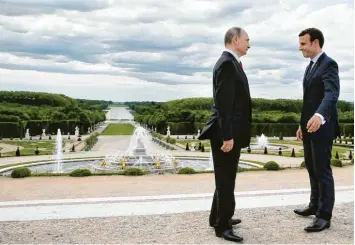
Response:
[11,167,31,178]
[264,161,280,171]
[70,168,92,177]
[15,147,20,156]
[300,161,306,168]
[178,167,196,174]
[291,148,296,157]
[124,167,145,176]
[331,159,342,167]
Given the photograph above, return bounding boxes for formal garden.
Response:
[0,91,353,177]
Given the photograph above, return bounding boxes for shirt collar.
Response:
[224,48,240,63]
[311,51,324,64]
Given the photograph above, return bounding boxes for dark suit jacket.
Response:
[300,52,340,140]
[198,51,252,148]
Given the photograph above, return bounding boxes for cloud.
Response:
[0,0,353,102]
[0,0,113,16]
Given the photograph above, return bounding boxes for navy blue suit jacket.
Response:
[300,52,340,140]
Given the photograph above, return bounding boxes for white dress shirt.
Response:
[310,51,326,125]
[224,48,240,63]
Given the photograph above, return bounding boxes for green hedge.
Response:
[11,167,31,178]
[70,169,92,177]
[167,122,195,135]
[0,122,22,138]
[85,133,99,150]
[264,161,280,171]
[26,120,91,136]
[162,122,354,137]
[124,167,145,176]
[178,167,196,174]
[251,123,299,137]
[0,120,93,138]
[339,124,354,137]
[331,159,342,167]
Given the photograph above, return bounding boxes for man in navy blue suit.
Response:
[294,28,340,232]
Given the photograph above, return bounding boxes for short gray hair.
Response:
[224,27,243,46]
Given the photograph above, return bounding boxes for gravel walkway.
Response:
[0,203,352,244]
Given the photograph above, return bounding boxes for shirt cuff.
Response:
[315,113,326,125]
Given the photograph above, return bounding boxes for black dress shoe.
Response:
[294,206,316,216]
[231,218,242,225]
[304,218,330,232]
[210,218,241,227]
[215,230,243,242]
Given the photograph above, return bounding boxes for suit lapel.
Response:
[304,53,326,92]
[223,52,250,96]
[233,59,250,95]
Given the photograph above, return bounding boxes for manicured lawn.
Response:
[268,139,303,146]
[101,124,135,135]
[0,140,56,157]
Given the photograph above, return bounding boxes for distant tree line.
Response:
[129,97,354,136]
[0,91,109,137]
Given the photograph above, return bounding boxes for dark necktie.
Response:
[305,60,314,78]
[239,61,243,70]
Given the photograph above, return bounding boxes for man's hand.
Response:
[221,139,234,152]
[307,115,322,133]
[296,126,303,141]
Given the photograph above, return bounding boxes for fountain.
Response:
[206,151,214,170]
[244,133,287,151]
[166,126,171,137]
[96,126,179,173]
[0,126,263,176]
[256,134,268,148]
[52,129,64,172]
[25,129,30,140]
[42,129,46,137]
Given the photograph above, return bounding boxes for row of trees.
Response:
[129,98,354,136]
[127,98,354,114]
[0,91,76,107]
[0,91,109,137]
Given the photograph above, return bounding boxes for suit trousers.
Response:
[303,132,335,221]
[209,136,241,231]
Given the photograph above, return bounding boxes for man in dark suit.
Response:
[294,28,340,232]
[198,27,251,243]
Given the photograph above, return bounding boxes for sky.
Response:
[0,0,353,102]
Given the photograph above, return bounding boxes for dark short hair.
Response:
[224,27,242,46]
[299,28,324,48]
